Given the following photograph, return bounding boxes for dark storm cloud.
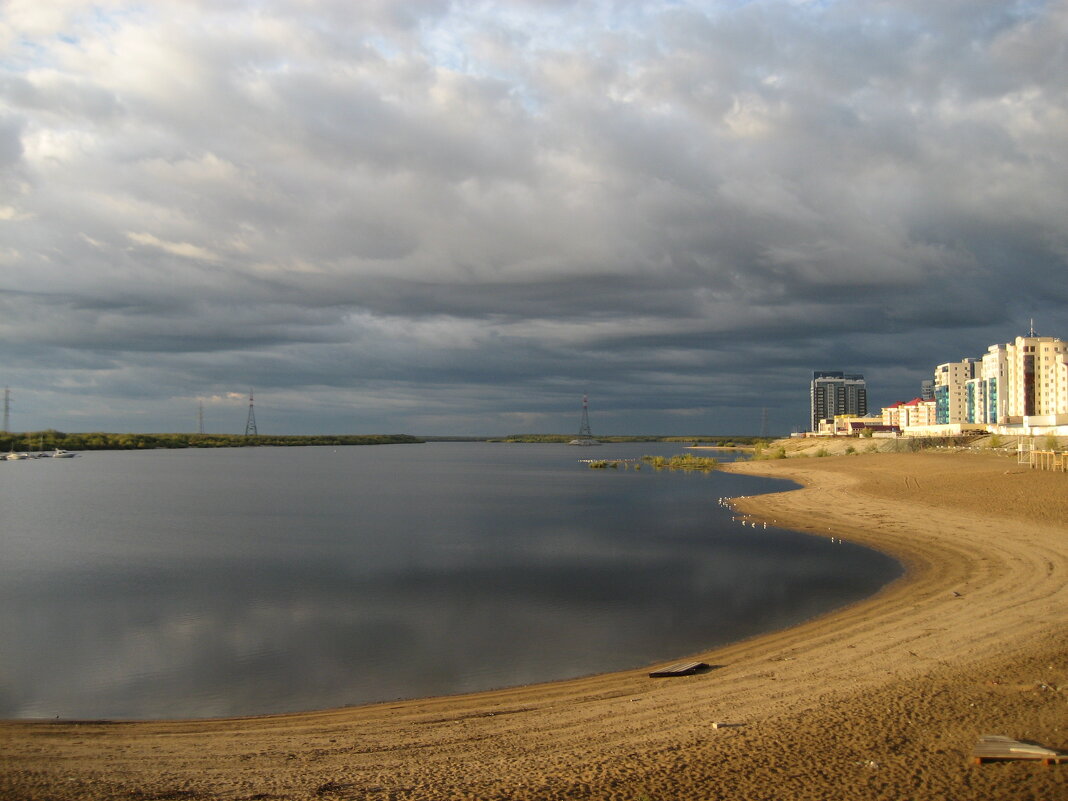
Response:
[1,0,1066,434]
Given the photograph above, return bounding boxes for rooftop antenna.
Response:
[1029,318,1037,337]
[244,390,258,436]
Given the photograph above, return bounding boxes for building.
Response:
[957,335,1068,428]
[816,414,889,436]
[807,330,1067,439]
[810,371,867,432]
[965,344,1009,425]
[1003,335,1068,425]
[933,359,979,424]
[883,397,938,429]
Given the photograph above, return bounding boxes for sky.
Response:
[2,0,1067,437]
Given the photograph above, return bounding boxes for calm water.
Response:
[0,443,900,720]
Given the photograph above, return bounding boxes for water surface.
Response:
[0,443,900,719]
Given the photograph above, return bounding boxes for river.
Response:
[0,442,900,719]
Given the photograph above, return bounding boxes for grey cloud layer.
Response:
[1,0,1066,434]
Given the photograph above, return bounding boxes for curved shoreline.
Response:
[2,451,1065,800]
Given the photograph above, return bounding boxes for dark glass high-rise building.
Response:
[810,371,867,431]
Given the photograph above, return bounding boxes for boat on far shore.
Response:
[2,449,79,460]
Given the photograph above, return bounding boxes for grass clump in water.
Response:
[641,453,720,472]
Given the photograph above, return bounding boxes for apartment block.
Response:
[883,397,937,429]
[965,344,1008,425]
[933,359,979,424]
[811,371,867,432]
[1003,335,1068,424]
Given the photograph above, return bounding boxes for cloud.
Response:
[1,0,1066,434]
[126,232,220,261]
[0,114,25,167]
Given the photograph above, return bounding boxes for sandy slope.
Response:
[1,451,1065,801]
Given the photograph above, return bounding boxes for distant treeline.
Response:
[497,434,767,446]
[1,430,771,452]
[0,431,423,451]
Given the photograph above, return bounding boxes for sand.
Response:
[1,450,1065,801]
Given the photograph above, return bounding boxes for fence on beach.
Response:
[1027,449,1068,472]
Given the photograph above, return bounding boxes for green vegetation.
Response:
[889,435,985,453]
[640,453,720,472]
[750,442,787,460]
[0,430,423,452]
[749,438,778,459]
[500,434,766,446]
[498,434,575,443]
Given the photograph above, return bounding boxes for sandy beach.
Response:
[1,450,1065,800]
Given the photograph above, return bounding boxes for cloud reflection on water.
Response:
[0,446,900,719]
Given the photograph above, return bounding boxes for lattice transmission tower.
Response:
[244,390,258,435]
[2,387,9,433]
[567,393,602,446]
[577,394,594,439]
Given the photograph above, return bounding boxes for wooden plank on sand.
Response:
[648,661,707,678]
[972,735,1068,765]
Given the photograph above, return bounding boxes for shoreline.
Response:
[1,451,1065,800]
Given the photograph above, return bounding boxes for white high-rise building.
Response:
[965,344,1008,425]
[933,359,979,424]
[1004,335,1068,424]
